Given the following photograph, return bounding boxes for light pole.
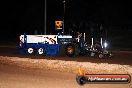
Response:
[63,0,65,35]
[44,0,47,35]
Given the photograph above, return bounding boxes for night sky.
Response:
[1,0,132,48]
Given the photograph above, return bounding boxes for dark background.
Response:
[0,0,132,49]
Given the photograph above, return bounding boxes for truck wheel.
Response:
[27,47,35,54]
[98,53,104,59]
[65,44,75,57]
[65,43,80,57]
[37,47,45,55]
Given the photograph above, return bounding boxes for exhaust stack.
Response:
[84,33,85,42]
[101,37,103,48]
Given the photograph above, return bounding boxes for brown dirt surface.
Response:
[0,46,132,88]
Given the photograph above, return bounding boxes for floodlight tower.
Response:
[62,0,65,35]
[44,0,47,35]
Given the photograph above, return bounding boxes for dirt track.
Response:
[0,46,132,88]
[0,64,132,88]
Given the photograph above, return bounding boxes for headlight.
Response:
[104,42,108,48]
